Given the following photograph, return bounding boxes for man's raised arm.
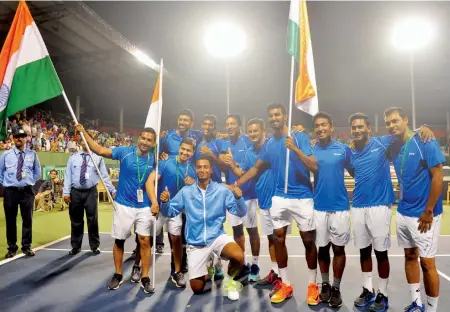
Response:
[75,124,112,158]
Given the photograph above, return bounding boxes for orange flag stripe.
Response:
[0,1,34,83]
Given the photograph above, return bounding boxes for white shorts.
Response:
[351,205,392,251]
[396,212,441,258]
[157,214,183,236]
[315,210,351,247]
[271,196,314,232]
[111,202,160,240]
[226,199,258,228]
[260,208,292,236]
[187,234,235,280]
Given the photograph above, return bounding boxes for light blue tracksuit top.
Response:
[161,181,247,247]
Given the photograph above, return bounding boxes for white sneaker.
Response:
[224,279,242,301]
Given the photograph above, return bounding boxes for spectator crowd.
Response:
[0,109,136,152]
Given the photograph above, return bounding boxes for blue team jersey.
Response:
[260,132,313,199]
[194,138,224,183]
[112,146,155,208]
[351,136,396,208]
[157,156,197,211]
[220,135,256,200]
[241,146,274,209]
[160,129,203,156]
[390,135,446,218]
[313,141,352,211]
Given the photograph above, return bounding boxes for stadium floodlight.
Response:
[204,21,246,58]
[392,18,434,51]
[391,18,434,129]
[204,21,246,115]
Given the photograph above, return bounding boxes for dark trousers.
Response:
[155,230,164,247]
[69,187,99,249]
[3,186,35,252]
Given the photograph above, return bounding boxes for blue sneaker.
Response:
[354,287,376,307]
[249,264,260,282]
[369,291,389,312]
[404,300,425,312]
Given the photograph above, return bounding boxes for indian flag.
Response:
[144,61,163,133]
[0,1,63,140]
[287,0,319,116]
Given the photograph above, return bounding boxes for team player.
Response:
[160,109,202,159]
[194,114,225,183]
[75,124,158,294]
[310,112,353,308]
[235,102,319,304]
[159,156,249,300]
[384,107,445,312]
[227,118,279,284]
[146,138,197,288]
[219,114,260,280]
[349,113,433,312]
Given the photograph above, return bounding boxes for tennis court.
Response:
[1,232,450,311]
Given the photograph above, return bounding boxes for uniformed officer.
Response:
[63,138,116,255]
[0,129,41,258]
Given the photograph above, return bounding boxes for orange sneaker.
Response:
[307,282,320,306]
[270,282,293,304]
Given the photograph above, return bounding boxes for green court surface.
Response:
[0,199,449,259]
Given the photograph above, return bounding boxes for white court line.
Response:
[438,270,450,282]
[40,248,450,258]
[0,235,71,266]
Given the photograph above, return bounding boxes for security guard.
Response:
[0,129,41,258]
[63,138,116,255]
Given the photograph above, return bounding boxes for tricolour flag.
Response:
[0,1,63,140]
[144,73,162,133]
[287,0,318,116]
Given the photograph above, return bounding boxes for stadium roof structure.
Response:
[0,0,163,122]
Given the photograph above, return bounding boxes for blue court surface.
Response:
[1,233,450,312]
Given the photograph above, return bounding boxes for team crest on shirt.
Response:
[409,152,415,156]
[0,83,10,111]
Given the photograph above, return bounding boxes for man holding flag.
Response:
[235,102,318,304]
[75,123,158,294]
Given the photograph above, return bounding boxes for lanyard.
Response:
[400,130,413,178]
[136,151,151,187]
[176,157,189,191]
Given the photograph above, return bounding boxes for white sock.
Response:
[279,267,290,286]
[252,256,259,266]
[244,253,248,265]
[409,283,422,306]
[426,295,438,312]
[363,272,373,291]
[378,278,388,296]
[309,268,317,284]
[271,262,279,275]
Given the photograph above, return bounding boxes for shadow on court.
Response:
[0,234,450,311]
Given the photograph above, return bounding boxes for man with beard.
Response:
[145,138,197,288]
[159,156,248,301]
[75,124,157,294]
[159,109,202,159]
[349,113,433,312]
[384,107,444,312]
[219,114,260,281]
[235,102,319,305]
[0,129,41,258]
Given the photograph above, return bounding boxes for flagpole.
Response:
[284,56,295,193]
[61,91,117,209]
[151,58,163,291]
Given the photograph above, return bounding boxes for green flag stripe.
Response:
[287,19,300,61]
[6,55,63,117]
